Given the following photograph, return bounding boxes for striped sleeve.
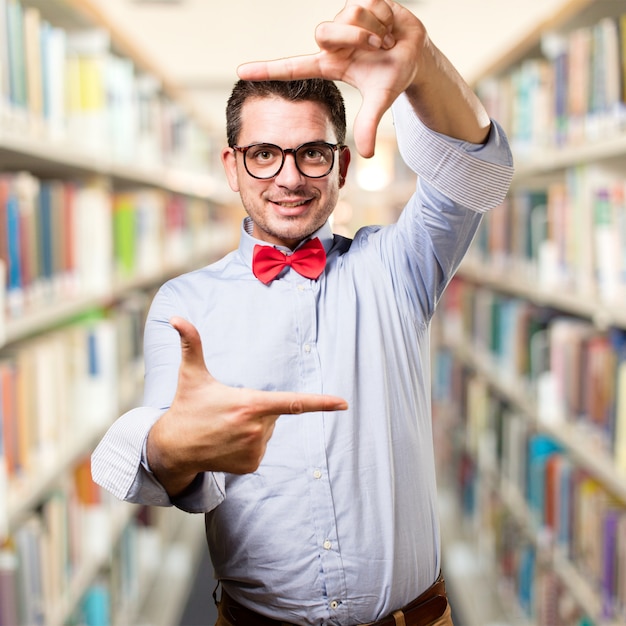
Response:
[91,406,164,502]
[391,92,514,213]
[91,406,226,511]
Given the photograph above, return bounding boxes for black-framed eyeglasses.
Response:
[232,141,345,180]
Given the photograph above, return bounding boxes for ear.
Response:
[221,147,240,192]
[338,146,351,189]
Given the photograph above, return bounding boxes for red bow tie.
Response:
[252,237,326,285]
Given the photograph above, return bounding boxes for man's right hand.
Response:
[146,316,348,496]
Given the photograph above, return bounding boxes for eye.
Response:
[300,144,331,163]
[248,144,280,163]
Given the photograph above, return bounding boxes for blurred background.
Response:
[2,1,626,626]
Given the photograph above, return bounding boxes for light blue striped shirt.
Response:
[92,92,513,625]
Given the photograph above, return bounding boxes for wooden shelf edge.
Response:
[471,0,594,83]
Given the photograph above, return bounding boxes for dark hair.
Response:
[225,79,347,147]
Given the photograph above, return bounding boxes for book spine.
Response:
[0,547,19,626]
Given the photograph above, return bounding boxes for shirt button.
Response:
[323,539,332,550]
[330,601,339,610]
[313,469,322,479]
[297,284,306,291]
[304,344,311,353]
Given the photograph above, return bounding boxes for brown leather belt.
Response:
[218,572,448,626]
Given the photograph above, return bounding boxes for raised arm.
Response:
[237,0,491,157]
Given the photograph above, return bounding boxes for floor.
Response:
[178,551,218,626]
[177,552,465,626]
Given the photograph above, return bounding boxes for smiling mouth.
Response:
[273,199,311,208]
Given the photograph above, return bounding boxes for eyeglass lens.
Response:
[243,143,336,179]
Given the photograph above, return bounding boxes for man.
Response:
[92,1,514,624]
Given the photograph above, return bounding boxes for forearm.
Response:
[405,36,491,144]
[146,414,201,497]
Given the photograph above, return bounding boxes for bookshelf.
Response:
[433,1,626,625]
[0,0,231,624]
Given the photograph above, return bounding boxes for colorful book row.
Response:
[0,456,174,626]
[469,165,626,304]
[433,356,626,624]
[0,0,210,171]
[0,293,148,539]
[0,170,219,326]
[438,277,626,472]
[477,11,626,154]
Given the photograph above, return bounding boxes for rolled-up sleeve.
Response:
[392,92,514,213]
[91,406,226,511]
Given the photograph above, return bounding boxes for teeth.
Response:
[276,200,308,208]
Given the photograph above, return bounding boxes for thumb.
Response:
[170,316,211,378]
[353,91,392,158]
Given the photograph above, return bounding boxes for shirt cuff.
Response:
[91,406,225,512]
[391,92,514,213]
[91,406,163,501]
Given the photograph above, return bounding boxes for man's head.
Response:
[225,79,347,148]
[221,79,352,250]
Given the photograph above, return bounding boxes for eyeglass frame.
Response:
[232,141,347,180]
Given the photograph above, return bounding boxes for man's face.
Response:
[221,96,351,249]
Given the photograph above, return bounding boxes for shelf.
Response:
[512,131,626,179]
[0,126,216,198]
[0,1,225,624]
[475,0,624,83]
[440,0,626,623]
[49,501,138,626]
[448,338,626,505]
[5,423,107,533]
[1,258,213,348]
[495,476,623,626]
[457,260,626,330]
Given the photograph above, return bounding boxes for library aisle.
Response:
[2,0,626,625]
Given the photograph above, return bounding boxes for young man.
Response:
[92,1,514,624]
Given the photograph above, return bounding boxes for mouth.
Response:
[270,198,313,215]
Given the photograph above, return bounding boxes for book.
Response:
[106,54,137,164]
[14,515,45,625]
[0,545,18,626]
[65,28,110,153]
[0,369,6,537]
[113,193,136,279]
[526,433,562,525]
[73,180,113,296]
[40,21,67,140]
[0,0,9,116]
[601,508,622,620]
[5,0,26,111]
[22,5,42,125]
[614,353,626,474]
[5,176,23,317]
[0,258,5,346]
[81,581,110,626]
[567,25,592,144]
[0,360,17,479]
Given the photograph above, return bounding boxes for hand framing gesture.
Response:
[237,0,426,158]
[147,317,348,496]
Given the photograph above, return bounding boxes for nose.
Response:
[274,151,305,187]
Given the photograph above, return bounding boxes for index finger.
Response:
[253,390,348,415]
[237,53,324,82]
